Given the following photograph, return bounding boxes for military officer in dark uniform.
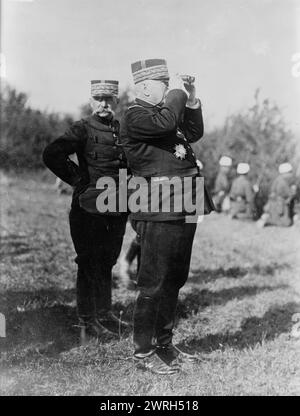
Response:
[43,80,129,344]
[120,58,214,374]
[229,163,255,220]
[257,163,297,227]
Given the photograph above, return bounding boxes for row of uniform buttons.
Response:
[92,132,122,150]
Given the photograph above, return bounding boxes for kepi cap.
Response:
[237,163,250,175]
[219,156,232,167]
[279,162,292,174]
[91,80,118,97]
[131,58,169,84]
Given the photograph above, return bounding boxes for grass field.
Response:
[1,171,300,396]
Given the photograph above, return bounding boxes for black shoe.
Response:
[134,352,180,375]
[156,343,201,366]
[77,318,105,346]
[96,311,130,336]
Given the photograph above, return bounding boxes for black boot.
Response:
[133,295,159,356]
[156,343,201,366]
[77,317,103,346]
[96,311,131,336]
[134,351,180,375]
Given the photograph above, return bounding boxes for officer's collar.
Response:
[92,112,114,126]
[90,113,118,131]
[135,98,163,109]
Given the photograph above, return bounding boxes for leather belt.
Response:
[137,167,199,182]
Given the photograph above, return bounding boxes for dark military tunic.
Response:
[43,114,128,320]
[214,170,231,194]
[263,174,296,226]
[43,114,127,212]
[229,175,255,220]
[120,90,214,221]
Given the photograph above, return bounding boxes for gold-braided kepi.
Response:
[91,80,119,97]
[131,59,169,84]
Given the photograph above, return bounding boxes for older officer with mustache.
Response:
[43,80,129,344]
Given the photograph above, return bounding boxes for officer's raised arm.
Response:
[179,76,204,142]
[125,89,187,140]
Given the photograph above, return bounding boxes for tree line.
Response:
[1,83,298,211]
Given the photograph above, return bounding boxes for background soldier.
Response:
[229,162,255,220]
[120,58,214,375]
[257,162,297,227]
[213,156,232,212]
[43,80,129,344]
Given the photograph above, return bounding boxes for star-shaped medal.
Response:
[174,144,187,160]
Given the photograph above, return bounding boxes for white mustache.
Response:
[93,104,112,114]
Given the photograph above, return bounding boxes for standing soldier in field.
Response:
[229,163,255,220]
[213,156,232,213]
[257,162,297,227]
[120,58,214,375]
[43,80,129,344]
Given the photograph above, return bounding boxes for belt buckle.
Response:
[152,176,169,183]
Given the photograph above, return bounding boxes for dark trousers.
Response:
[69,204,127,320]
[131,219,197,356]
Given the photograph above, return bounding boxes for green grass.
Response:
[1,171,300,396]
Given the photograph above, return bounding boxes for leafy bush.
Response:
[0,84,73,170]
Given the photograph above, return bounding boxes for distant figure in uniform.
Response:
[213,156,232,213]
[257,162,297,227]
[43,79,129,344]
[121,58,214,375]
[229,163,255,220]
